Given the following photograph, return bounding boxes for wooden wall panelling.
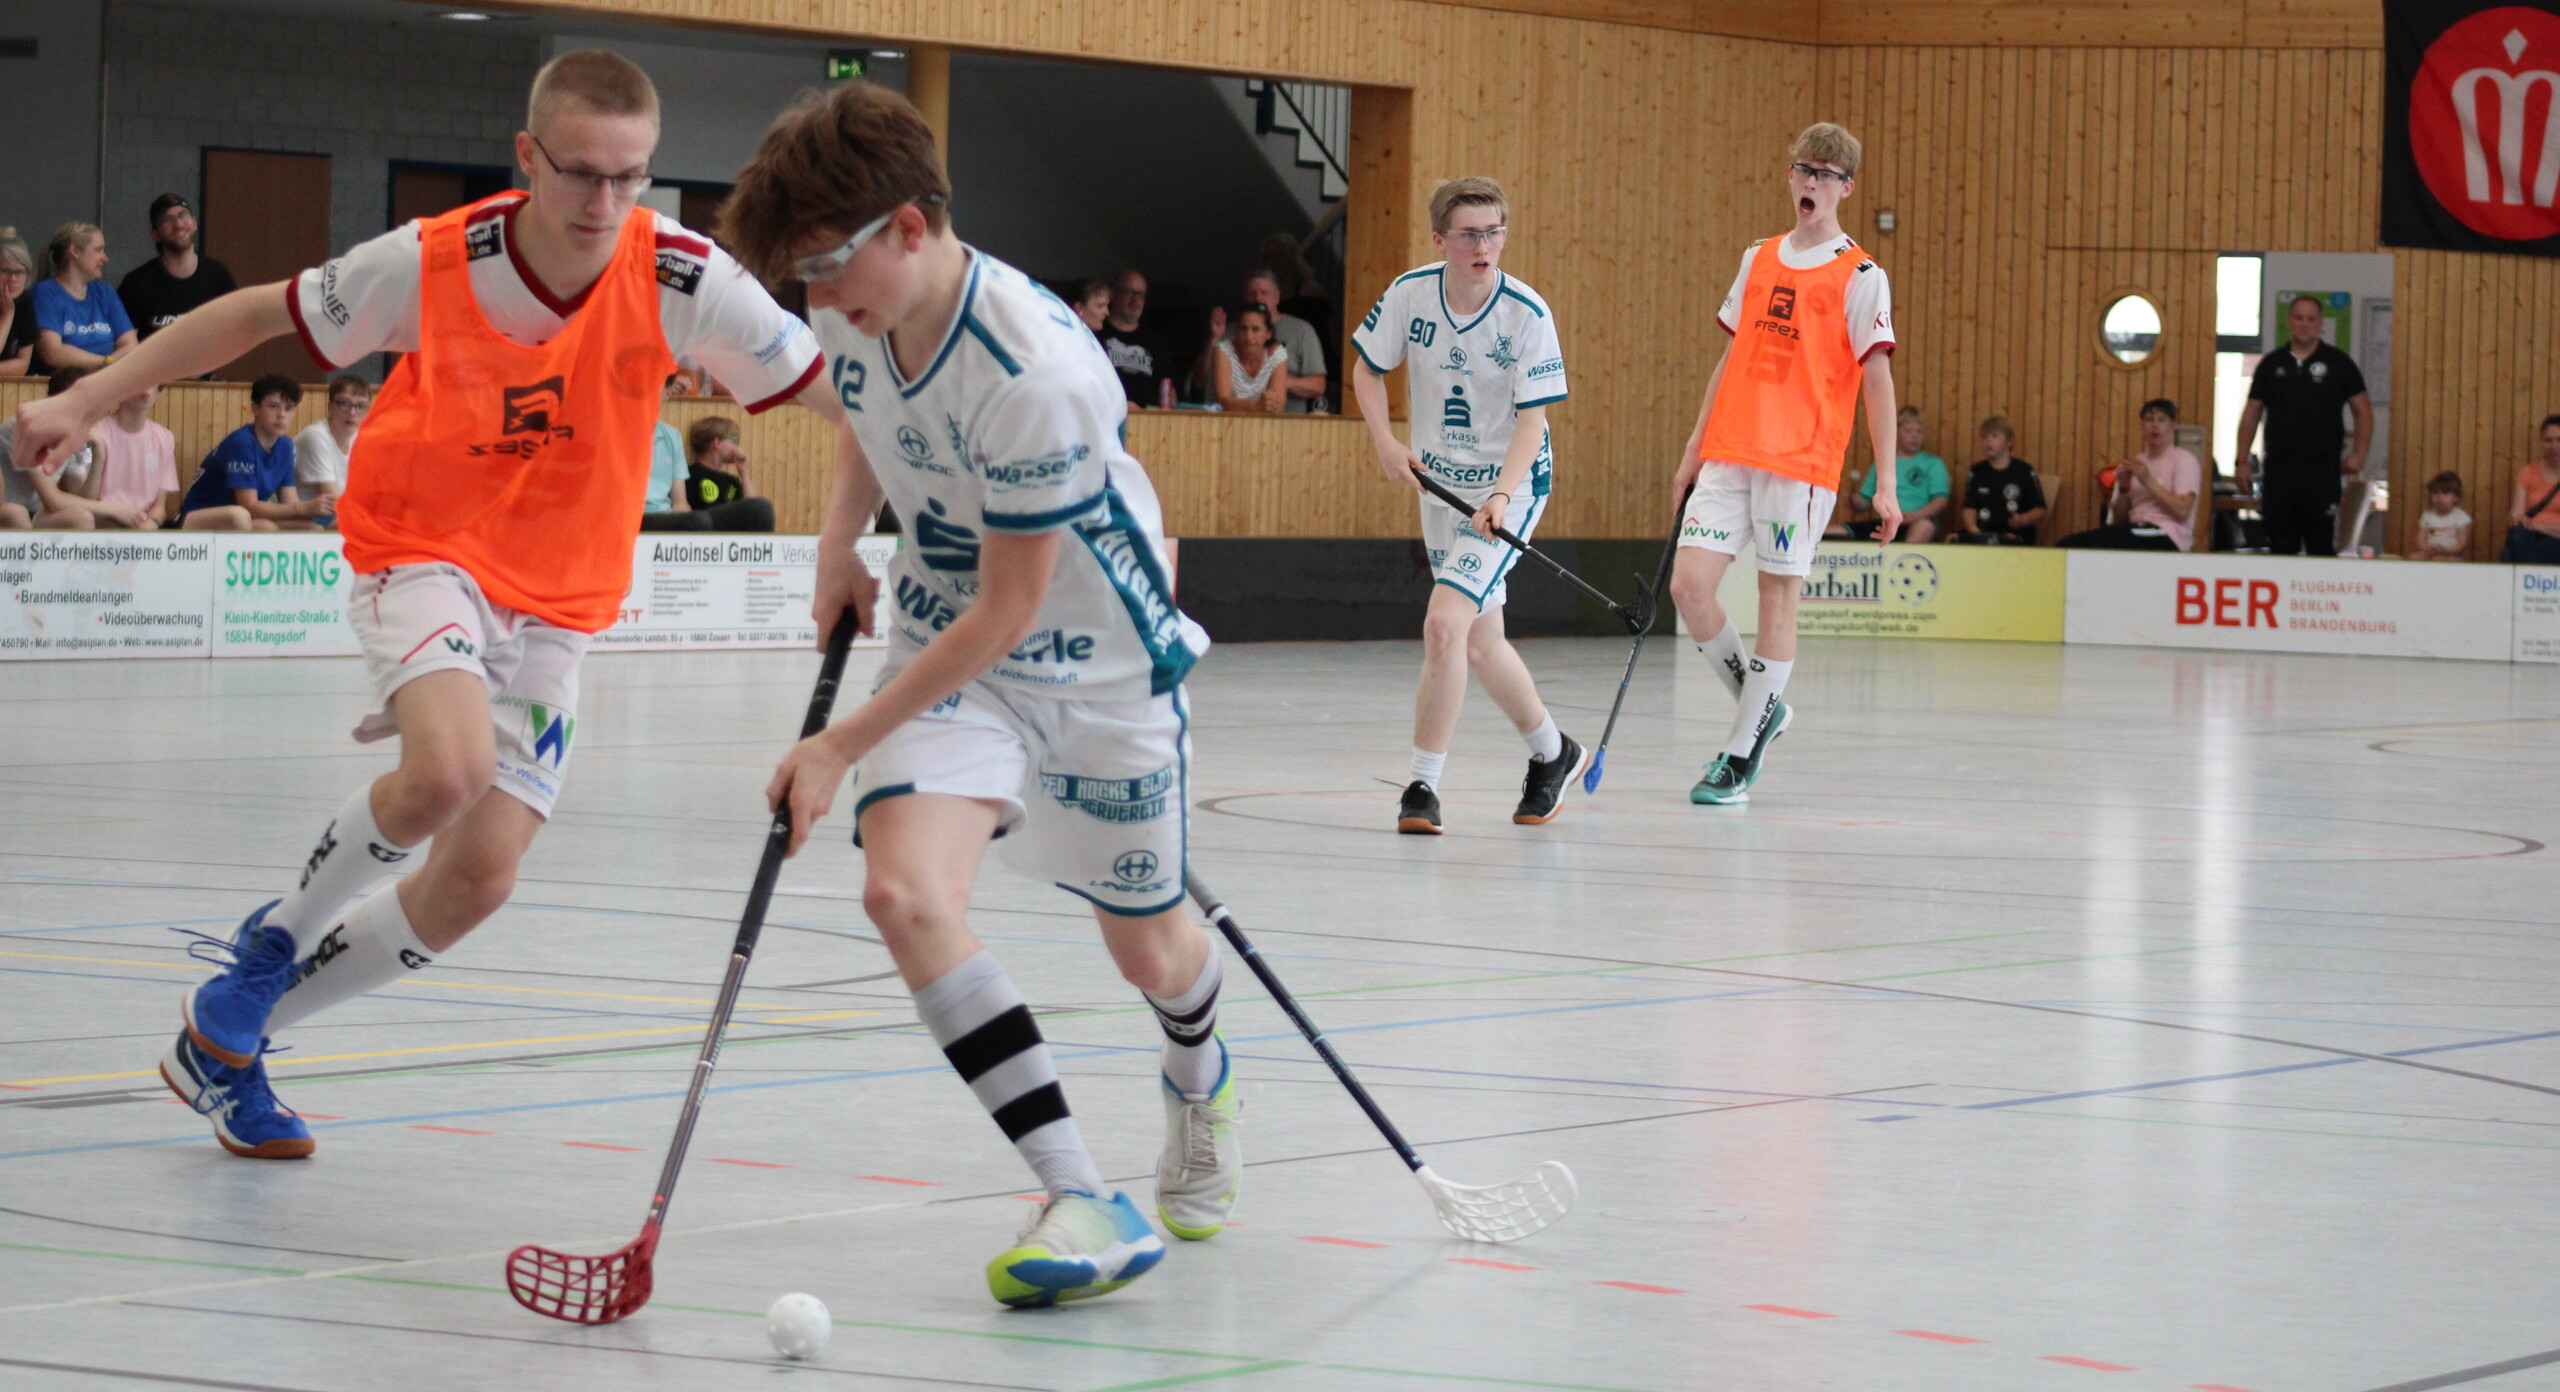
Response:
[1412,0,2380,47]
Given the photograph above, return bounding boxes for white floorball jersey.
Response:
[813,251,1208,702]
[1351,265,1567,504]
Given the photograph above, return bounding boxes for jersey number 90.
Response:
[1407,318,1436,348]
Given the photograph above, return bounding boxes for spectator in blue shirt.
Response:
[180,374,326,530]
[30,222,137,374]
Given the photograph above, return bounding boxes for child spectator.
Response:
[81,381,182,528]
[294,374,372,507]
[684,415,774,531]
[179,373,325,530]
[2413,472,2471,561]
[0,365,109,528]
[1839,404,1948,541]
[31,222,138,373]
[1953,414,2045,544]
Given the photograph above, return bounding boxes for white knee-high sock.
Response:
[913,951,1107,1198]
[1144,944,1225,1096]
[265,885,436,1033]
[274,783,419,949]
[1724,655,1795,760]
[1695,618,1747,700]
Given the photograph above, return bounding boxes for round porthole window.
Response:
[2100,293,2162,365]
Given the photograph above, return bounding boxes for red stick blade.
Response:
[506,1232,657,1324]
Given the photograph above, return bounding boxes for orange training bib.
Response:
[1697,237,1874,492]
[338,196,675,632]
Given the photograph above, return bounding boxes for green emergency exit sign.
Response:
[826,51,866,80]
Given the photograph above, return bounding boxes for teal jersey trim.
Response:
[1070,488,1198,695]
[983,491,1108,533]
[1517,392,1568,409]
[1353,340,1397,374]
[889,255,986,399]
[1495,283,1547,317]
[1440,271,1506,336]
[1392,266,1443,287]
[962,312,1022,377]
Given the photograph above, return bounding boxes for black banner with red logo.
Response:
[2382,1,2560,257]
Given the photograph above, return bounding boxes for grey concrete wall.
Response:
[0,0,105,256]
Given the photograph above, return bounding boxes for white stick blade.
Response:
[1416,1161,1576,1243]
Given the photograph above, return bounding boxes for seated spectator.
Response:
[79,381,182,528]
[1835,405,1949,541]
[2504,414,2560,564]
[2059,398,2201,551]
[2413,471,2471,562]
[116,194,239,342]
[293,374,371,507]
[1210,306,1289,414]
[178,373,324,531]
[31,222,137,374]
[1259,231,1318,303]
[1098,269,1176,407]
[0,366,121,529]
[1950,415,2045,545]
[1070,278,1112,334]
[1200,270,1327,413]
[0,228,34,376]
[683,415,775,531]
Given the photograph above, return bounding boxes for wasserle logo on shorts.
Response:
[470,378,576,458]
[1043,765,1175,823]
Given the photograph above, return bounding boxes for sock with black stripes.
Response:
[264,884,437,1033]
[1723,654,1795,761]
[1145,943,1224,1096]
[913,951,1107,1198]
[274,781,419,947]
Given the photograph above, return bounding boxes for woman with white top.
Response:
[1210,304,1288,414]
[293,374,371,509]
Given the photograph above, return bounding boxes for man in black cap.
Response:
[117,194,239,341]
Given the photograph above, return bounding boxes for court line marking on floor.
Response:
[0,949,837,1012]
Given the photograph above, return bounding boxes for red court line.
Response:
[2043,1357,2137,1371]
[1448,1258,1538,1271]
[1299,1236,1388,1249]
[856,1175,939,1186]
[1895,1330,1985,1344]
[297,1114,345,1121]
[560,1141,640,1152]
[1596,1281,1686,1294]
[1744,1305,1835,1319]
[408,1125,490,1135]
[710,1158,790,1168]
[0,1083,37,1091]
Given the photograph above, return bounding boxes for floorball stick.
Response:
[507,608,861,1324]
[1585,486,1693,793]
[1186,871,1577,1242]
[1409,467,1643,633]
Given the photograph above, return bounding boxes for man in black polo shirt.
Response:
[1097,269,1177,407]
[2235,295,2372,556]
[116,195,239,341]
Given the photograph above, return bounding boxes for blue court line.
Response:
[2013,1002,2520,1036]
[0,917,237,938]
[1962,1027,2560,1111]
[0,965,731,1027]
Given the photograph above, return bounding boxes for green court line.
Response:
[0,1240,301,1275]
[2005,1108,2560,1151]
[1846,945,2202,982]
[651,1300,1264,1361]
[1081,1360,1302,1391]
[1312,1363,1666,1391]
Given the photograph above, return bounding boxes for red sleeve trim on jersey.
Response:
[1859,342,1895,363]
[743,353,823,415]
[283,280,344,372]
[1717,315,1738,336]
[654,232,711,258]
[502,201,595,319]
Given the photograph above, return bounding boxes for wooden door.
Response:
[201,148,331,383]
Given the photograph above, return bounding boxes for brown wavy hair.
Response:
[720,82,951,284]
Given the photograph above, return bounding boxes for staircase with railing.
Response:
[1244,79,1348,202]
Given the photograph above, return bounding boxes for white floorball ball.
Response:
[766,1291,831,1359]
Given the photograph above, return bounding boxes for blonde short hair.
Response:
[527,49,659,136]
[1790,122,1862,179]
[1896,404,1924,425]
[42,221,101,278]
[0,226,28,273]
[1429,176,1507,234]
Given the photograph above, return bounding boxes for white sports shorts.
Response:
[1677,460,1835,578]
[348,562,587,818]
[1421,488,1546,611]
[848,675,1191,918]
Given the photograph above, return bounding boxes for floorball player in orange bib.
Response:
[7,51,865,1160]
[1666,122,1903,807]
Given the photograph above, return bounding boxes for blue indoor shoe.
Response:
[181,900,300,1068]
[160,1031,314,1160]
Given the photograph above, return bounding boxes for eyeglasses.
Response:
[1788,162,1850,186]
[790,197,944,282]
[528,135,653,199]
[1443,226,1507,249]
